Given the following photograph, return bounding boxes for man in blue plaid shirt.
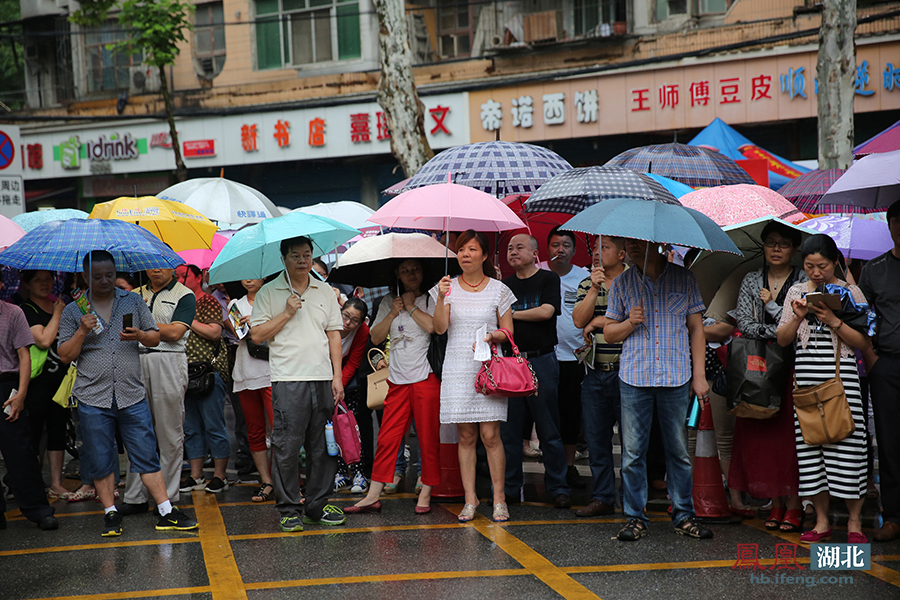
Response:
[604,239,713,542]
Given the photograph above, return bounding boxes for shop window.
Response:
[84,20,143,93]
[255,0,361,70]
[193,2,226,79]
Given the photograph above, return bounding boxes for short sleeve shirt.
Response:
[555,265,589,361]
[606,263,705,388]
[372,293,436,385]
[0,301,35,374]
[859,251,900,355]
[575,267,627,363]
[136,278,196,353]
[250,273,343,382]
[502,269,561,352]
[186,293,224,364]
[58,288,159,409]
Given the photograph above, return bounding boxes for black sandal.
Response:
[675,517,714,539]
[252,483,274,502]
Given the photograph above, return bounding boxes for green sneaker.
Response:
[303,504,346,526]
[280,516,304,532]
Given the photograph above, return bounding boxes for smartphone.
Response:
[123,313,133,329]
[805,292,841,311]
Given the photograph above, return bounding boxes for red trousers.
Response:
[238,387,273,452]
[371,374,441,486]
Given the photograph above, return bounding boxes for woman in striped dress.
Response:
[777,234,870,544]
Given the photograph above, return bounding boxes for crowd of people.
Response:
[1,199,899,545]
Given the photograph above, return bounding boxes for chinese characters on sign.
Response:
[811,543,871,571]
[150,132,174,149]
[309,118,326,147]
[731,543,805,571]
[543,93,565,125]
[376,112,390,141]
[0,176,23,209]
[429,105,451,135]
[511,96,534,128]
[26,144,43,170]
[241,124,258,152]
[350,113,371,143]
[274,120,291,147]
[574,90,598,123]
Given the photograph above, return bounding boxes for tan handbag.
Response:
[792,343,855,446]
[366,348,390,410]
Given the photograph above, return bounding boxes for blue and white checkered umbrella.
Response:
[524,166,680,214]
[0,219,184,272]
[605,143,755,188]
[401,141,573,196]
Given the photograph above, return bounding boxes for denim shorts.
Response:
[77,397,161,479]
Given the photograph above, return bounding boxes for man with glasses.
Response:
[250,237,347,532]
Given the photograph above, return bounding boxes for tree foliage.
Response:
[70,0,194,68]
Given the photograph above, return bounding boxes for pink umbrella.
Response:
[678,184,804,227]
[368,181,526,233]
[176,233,229,270]
[0,215,26,251]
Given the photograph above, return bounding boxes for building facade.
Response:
[6,0,900,213]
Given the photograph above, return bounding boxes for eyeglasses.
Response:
[764,240,793,249]
[341,312,361,327]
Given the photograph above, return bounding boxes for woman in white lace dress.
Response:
[432,230,515,523]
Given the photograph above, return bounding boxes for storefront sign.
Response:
[183,139,216,158]
[86,133,140,161]
[468,41,900,142]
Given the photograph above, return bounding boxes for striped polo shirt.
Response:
[136,278,197,353]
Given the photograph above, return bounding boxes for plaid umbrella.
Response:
[401,141,572,196]
[524,166,679,214]
[12,208,89,232]
[0,218,184,272]
[783,168,882,215]
[605,143,755,188]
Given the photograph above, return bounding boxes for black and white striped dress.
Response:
[793,327,867,499]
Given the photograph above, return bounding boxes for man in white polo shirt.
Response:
[250,236,347,532]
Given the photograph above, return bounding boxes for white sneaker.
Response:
[351,473,369,494]
[334,473,351,492]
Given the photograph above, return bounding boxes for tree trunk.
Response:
[158,65,187,182]
[817,0,856,170]
[373,0,433,178]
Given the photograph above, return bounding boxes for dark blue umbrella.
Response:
[401,141,572,196]
[562,197,741,255]
[605,143,755,188]
[0,218,184,272]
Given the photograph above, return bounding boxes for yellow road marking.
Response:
[468,510,600,600]
[866,562,900,588]
[192,491,248,600]
[245,569,528,589]
[0,538,197,557]
[26,587,211,600]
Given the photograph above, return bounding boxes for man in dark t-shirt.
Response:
[859,199,900,542]
[500,234,571,507]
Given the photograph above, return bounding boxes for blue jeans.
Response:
[581,367,623,506]
[77,396,161,479]
[500,353,569,497]
[619,381,694,526]
[184,373,231,460]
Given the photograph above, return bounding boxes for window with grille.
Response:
[255,0,361,69]
[84,20,142,93]
[193,1,226,79]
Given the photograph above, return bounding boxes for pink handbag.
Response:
[332,398,362,464]
[475,327,539,397]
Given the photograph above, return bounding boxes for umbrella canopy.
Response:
[293,201,376,231]
[678,184,804,227]
[382,178,410,197]
[688,217,815,306]
[329,232,462,289]
[644,173,695,199]
[0,218,184,272]
[176,233,231,270]
[561,197,741,255]
[818,149,900,210]
[367,181,526,232]
[12,209,89,232]
[605,143,756,188]
[687,118,809,190]
[854,118,900,157]
[208,212,359,284]
[0,215,26,251]
[773,168,882,215]
[799,213,892,261]
[523,166,679,214]
[157,177,282,224]
[401,141,572,196]
[89,196,218,252]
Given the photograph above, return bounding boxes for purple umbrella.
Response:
[817,149,900,210]
[799,213,891,260]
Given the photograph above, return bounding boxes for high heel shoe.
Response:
[765,506,786,530]
[779,509,804,533]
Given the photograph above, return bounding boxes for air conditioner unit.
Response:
[130,65,161,95]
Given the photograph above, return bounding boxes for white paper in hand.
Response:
[473,324,492,362]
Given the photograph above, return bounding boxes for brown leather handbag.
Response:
[792,344,855,446]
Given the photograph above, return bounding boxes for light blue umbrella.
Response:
[562,197,741,255]
[208,212,359,284]
[12,209,89,232]
[644,173,694,199]
[0,218,184,272]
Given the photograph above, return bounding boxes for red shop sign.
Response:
[183,139,216,158]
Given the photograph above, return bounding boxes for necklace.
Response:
[459,273,487,289]
[768,270,790,293]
